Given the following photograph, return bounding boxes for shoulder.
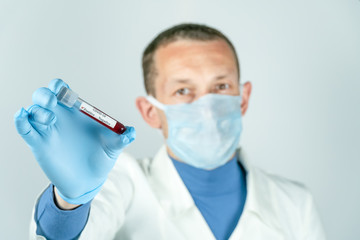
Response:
[239,148,311,203]
[253,167,313,207]
[249,166,325,233]
[262,168,309,195]
[253,168,325,238]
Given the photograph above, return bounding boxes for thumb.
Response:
[14,108,39,144]
[101,126,136,159]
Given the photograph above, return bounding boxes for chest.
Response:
[112,174,298,240]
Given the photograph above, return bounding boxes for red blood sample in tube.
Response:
[78,98,126,134]
[56,86,126,134]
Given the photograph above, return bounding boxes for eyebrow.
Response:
[214,74,228,80]
[171,78,191,83]
[170,74,230,83]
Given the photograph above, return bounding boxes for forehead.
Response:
[154,39,237,75]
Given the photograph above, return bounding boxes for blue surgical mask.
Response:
[147,91,243,170]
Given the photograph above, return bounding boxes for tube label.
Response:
[80,101,116,128]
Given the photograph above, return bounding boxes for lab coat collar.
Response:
[148,145,199,216]
[148,145,281,239]
[236,148,282,231]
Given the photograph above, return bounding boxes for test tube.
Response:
[56,86,126,134]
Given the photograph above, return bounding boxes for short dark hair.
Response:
[142,23,240,96]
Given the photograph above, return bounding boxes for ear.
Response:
[135,96,162,129]
[241,81,252,116]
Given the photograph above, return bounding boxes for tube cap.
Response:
[56,86,78,108]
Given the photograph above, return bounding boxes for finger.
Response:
[48,78,70,95]
[14,107,39,142]
[27,105,57,126]
[32,87,57,110]
[115,126,136,148]
[122,126,136,144]
[101,126,136,157]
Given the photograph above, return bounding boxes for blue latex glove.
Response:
[14,79,135,204]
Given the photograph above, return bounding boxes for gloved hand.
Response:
[14,79,135,204]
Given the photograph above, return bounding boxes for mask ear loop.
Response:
[146,96,166,110]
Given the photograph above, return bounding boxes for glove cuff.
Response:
[56,181,105,205]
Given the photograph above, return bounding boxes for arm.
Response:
[34,185,91,240]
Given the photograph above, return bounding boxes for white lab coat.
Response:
[30,146,326,239]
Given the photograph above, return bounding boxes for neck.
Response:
[169,153,246,196]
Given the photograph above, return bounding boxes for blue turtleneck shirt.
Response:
[170,154,247,240]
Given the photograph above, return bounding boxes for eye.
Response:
[175,88,190,96]
[216,83,230,90]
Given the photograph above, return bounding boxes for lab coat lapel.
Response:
[148,145,216,240]
[229,149,285,239]
[148,146,284,239]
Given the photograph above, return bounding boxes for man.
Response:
[14,23,326,239]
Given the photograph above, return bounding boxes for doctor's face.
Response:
[136,38,252,160]
[136,38,252,141]
[152,39,241,137]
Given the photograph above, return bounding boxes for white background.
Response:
[0,0,359,239]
